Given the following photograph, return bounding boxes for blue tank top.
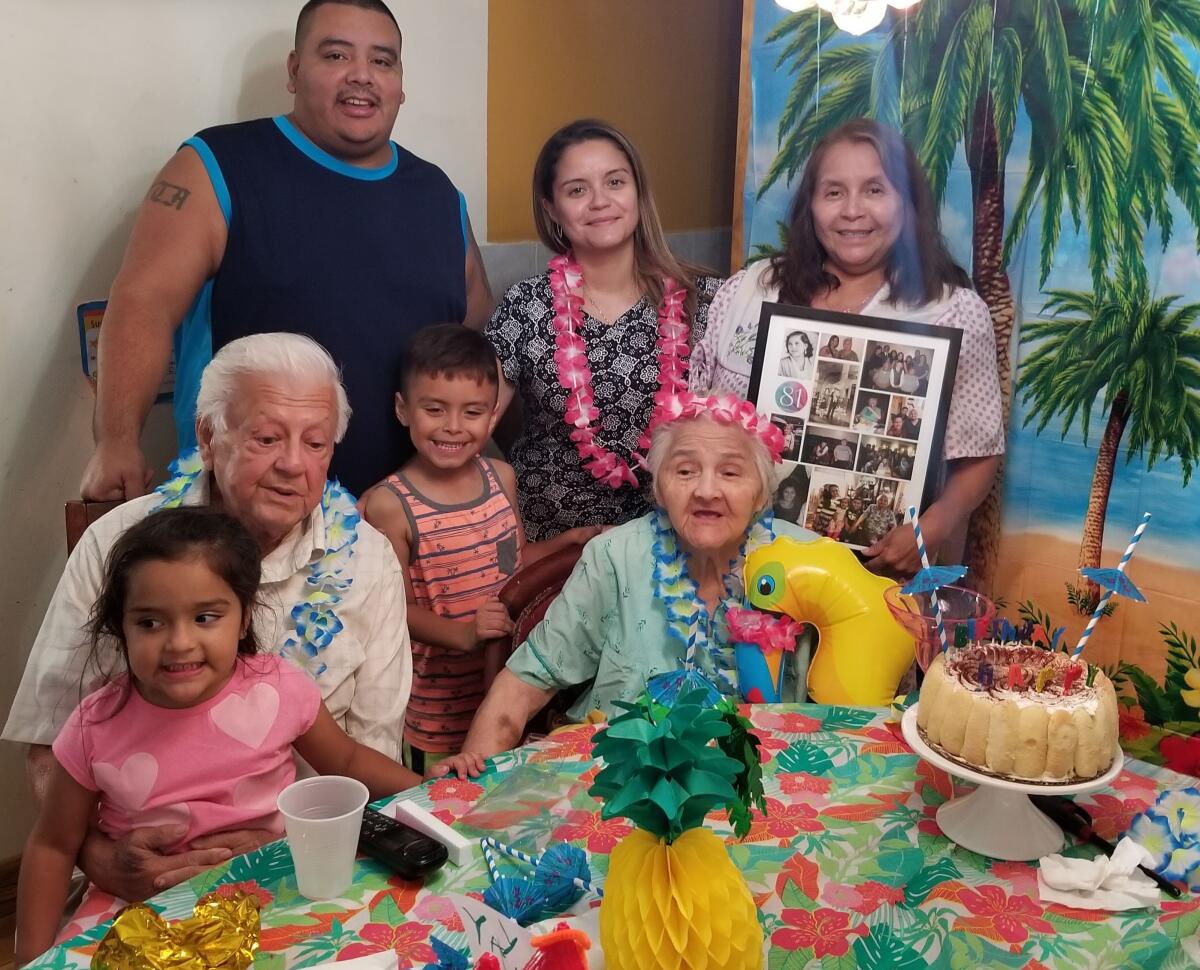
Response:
[173,115,468,496]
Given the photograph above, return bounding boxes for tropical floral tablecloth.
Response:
[32,705,1200,970]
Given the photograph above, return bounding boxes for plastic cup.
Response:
[277,776,368,900]
[884,584,996,672]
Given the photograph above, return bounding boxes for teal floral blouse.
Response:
[506,512,815,719]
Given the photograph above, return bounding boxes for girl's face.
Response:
[543,138,639,256]
[811,140,904,279]
[786,334,805,356]
[828,335,840,350]
[122,556,247,709]
[780,484,797,504]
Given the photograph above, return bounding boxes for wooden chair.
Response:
[481,542,590,739]
[65,499,122,554]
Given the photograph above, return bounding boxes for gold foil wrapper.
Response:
[91,892,260,970]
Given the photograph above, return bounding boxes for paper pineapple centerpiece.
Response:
[588,690,764,970]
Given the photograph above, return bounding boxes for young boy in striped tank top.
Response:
[360,325,601,772]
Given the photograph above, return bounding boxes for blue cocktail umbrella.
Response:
[532,843,591,911]
[482,876,548,926]
[1080,567,1146,602]
[901,564,968,595]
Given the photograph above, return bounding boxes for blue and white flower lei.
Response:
[648,506,775,705]
[1129,786,1200,890]
[154,448,359,677]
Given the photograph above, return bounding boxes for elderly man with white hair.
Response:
[4,332,411,901]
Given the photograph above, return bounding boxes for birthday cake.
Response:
[917,642,1119,783]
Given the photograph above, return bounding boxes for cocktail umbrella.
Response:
[901,564,967,595]
[482,876,548,927]
[531,843,591,911]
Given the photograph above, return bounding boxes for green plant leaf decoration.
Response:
[714,696,767,840]
[588,688,743,844]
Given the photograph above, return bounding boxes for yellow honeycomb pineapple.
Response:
[589,690,764,970]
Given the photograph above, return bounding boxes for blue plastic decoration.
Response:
[646,667,721,708]
[425,936,469,970]
[1080,567,1147,603]
[900,564,968,595]
[482,875,548,926]
[532,843,591,911]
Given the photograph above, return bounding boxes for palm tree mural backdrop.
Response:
[750,0,1200,591]
[1017,275,1200,608]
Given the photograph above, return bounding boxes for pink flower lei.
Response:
[725,605,804,654]
[645,391,787,463]
[548,253,689,489]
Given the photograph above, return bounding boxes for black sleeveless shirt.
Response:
[174,116,467,496]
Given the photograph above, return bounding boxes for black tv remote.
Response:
[358,807,448,880]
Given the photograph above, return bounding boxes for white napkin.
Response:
[1037,837,1162,909]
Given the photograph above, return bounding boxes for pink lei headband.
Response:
[645,391,786,463]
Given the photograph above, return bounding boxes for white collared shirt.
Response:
[3,475,411,760]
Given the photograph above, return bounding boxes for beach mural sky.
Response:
[741,0,1200,579]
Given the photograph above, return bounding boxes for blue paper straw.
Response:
[480,838,502,883]
[482,836,538,869]
[1073,512,1152,658]
[908,506,950,654]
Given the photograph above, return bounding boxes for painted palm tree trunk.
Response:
[1078,391,1131,605]
[964,94,1014,590]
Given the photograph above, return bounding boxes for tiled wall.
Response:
[479,228,735,297]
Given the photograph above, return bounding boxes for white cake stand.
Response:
[901,705,1124,861]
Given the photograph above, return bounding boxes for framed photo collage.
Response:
[747,303,961,552]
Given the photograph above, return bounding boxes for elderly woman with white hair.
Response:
[437,393,817,766]
[4,332,412,903]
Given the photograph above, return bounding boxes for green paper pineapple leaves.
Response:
[588,688,765,843]
[714,697,767,840]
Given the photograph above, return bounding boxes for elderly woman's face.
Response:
[656,419,763,555]
[198,375,337,550]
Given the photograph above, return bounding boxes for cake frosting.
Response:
[916,641,1119,783]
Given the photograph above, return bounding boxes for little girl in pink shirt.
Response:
[17,507,421,965]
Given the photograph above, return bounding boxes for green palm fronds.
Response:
[761,0,1200,292]
[1017,274,1200,483]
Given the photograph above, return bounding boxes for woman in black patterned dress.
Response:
[485,120,723,540]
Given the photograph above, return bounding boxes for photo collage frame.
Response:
[748,303,961,552]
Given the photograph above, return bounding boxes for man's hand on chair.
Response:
[80,439,153,502]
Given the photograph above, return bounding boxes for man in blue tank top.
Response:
[80,0,493,501]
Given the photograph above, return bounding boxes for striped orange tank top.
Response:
[384,458,521,752]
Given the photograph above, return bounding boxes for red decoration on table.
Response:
[524,921,591,969]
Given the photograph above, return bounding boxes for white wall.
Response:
[0,0,487,858]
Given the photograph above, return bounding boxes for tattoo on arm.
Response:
[147,180,191,210]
